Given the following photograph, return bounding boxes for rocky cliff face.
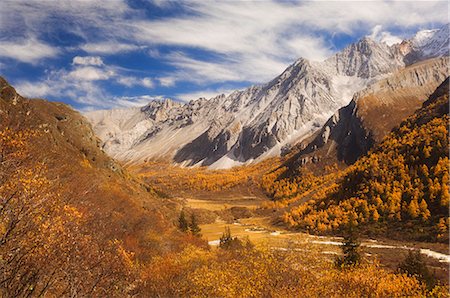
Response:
[85,25,449,169]
[287,57,449,171]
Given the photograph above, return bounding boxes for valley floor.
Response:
[132,159,450,286]
[188,197,450,284]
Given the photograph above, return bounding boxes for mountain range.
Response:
[86,24,449,169]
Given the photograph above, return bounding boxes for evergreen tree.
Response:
[219,226,233,249]
[398,250,436,289]
[335,226,361,268]
[219,226,249,250]
[189,214,201,236]
[178,210,189,233]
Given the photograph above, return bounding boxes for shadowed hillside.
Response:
[265,78,449,242]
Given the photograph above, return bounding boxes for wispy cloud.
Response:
[0,38,58,64]
[1,0,447,110]
[131,1,446,85]
[369,25,402,46]
[80,42,142,54]
[14,56,158,110]
[157,76,176,87]
[72,56,104,66]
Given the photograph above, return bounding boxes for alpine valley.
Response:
[1,6,449,296]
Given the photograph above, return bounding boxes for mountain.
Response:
[405,24,450,63]
[279,77,449,241]
[287,56,449,170]
[86,25,449,169]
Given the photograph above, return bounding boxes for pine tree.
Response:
[219,226,233,249]
[371,209,380,222]
[335,226,361,268]
[398,250,436,289]
[189,214,201,236]
[418,199,430,221]
[219,226,247,250]
[178,210,189,232]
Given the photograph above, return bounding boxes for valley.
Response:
[0,6,449,295]
[130,158,450,285]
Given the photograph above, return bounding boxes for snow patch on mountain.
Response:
[86,25,449,169]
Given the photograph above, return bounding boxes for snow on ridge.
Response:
[86,25,449,169]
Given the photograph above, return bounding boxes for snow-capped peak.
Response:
[409,23,449,59]
[85,25,449,169]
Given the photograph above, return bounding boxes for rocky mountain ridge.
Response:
[287,56,449,171]
[86,24,449,169]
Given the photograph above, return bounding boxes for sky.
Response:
[0,0,447,111]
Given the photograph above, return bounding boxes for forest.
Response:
[0,77,449,296]
[264,78,450,242]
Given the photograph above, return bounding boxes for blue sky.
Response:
[0,0,447,111]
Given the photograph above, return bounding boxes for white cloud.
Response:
[1,0,447,110]
[80,42,141,54]
[15,81,52,98]
[116,76,155,89]
[0,38,58,64]
[14,60,141,109]
[116,76,136,87]
[68,66,114,81]
[158,76,176,87]
[141,77,154,88]
[369,25,402,46]
[165,52,240,83]
[72,56,104,66]
[131,1,446,85]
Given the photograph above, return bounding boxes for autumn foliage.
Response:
[266,79,450,241]
[0,129,132,296]
[139,244,442,297]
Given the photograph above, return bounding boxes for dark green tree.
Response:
[189,213,201,236]
[335,226,361,268]
[398,250,436,289]
[178,210,189,233]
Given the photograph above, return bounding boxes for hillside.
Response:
[0,77,204,296]
[267,78,449,242]
[3,76,447,297]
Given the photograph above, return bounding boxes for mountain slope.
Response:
[86,38,407,169]
[287,57,449,170]
[280,78,449,241]
[86,25,448,169]
[405,24,450,63]
[0,77,201,296]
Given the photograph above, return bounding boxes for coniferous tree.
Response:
[219,226,232,246]
[335,226,361,268]
[178,210,189,232]
[219,226,249,250]
[189,214,201,236]
[398,250,436,289]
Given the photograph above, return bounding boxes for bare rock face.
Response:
[289,56,449,169]
[325,37,405,78]
[0,77,20,104]
[85,25,449,169]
